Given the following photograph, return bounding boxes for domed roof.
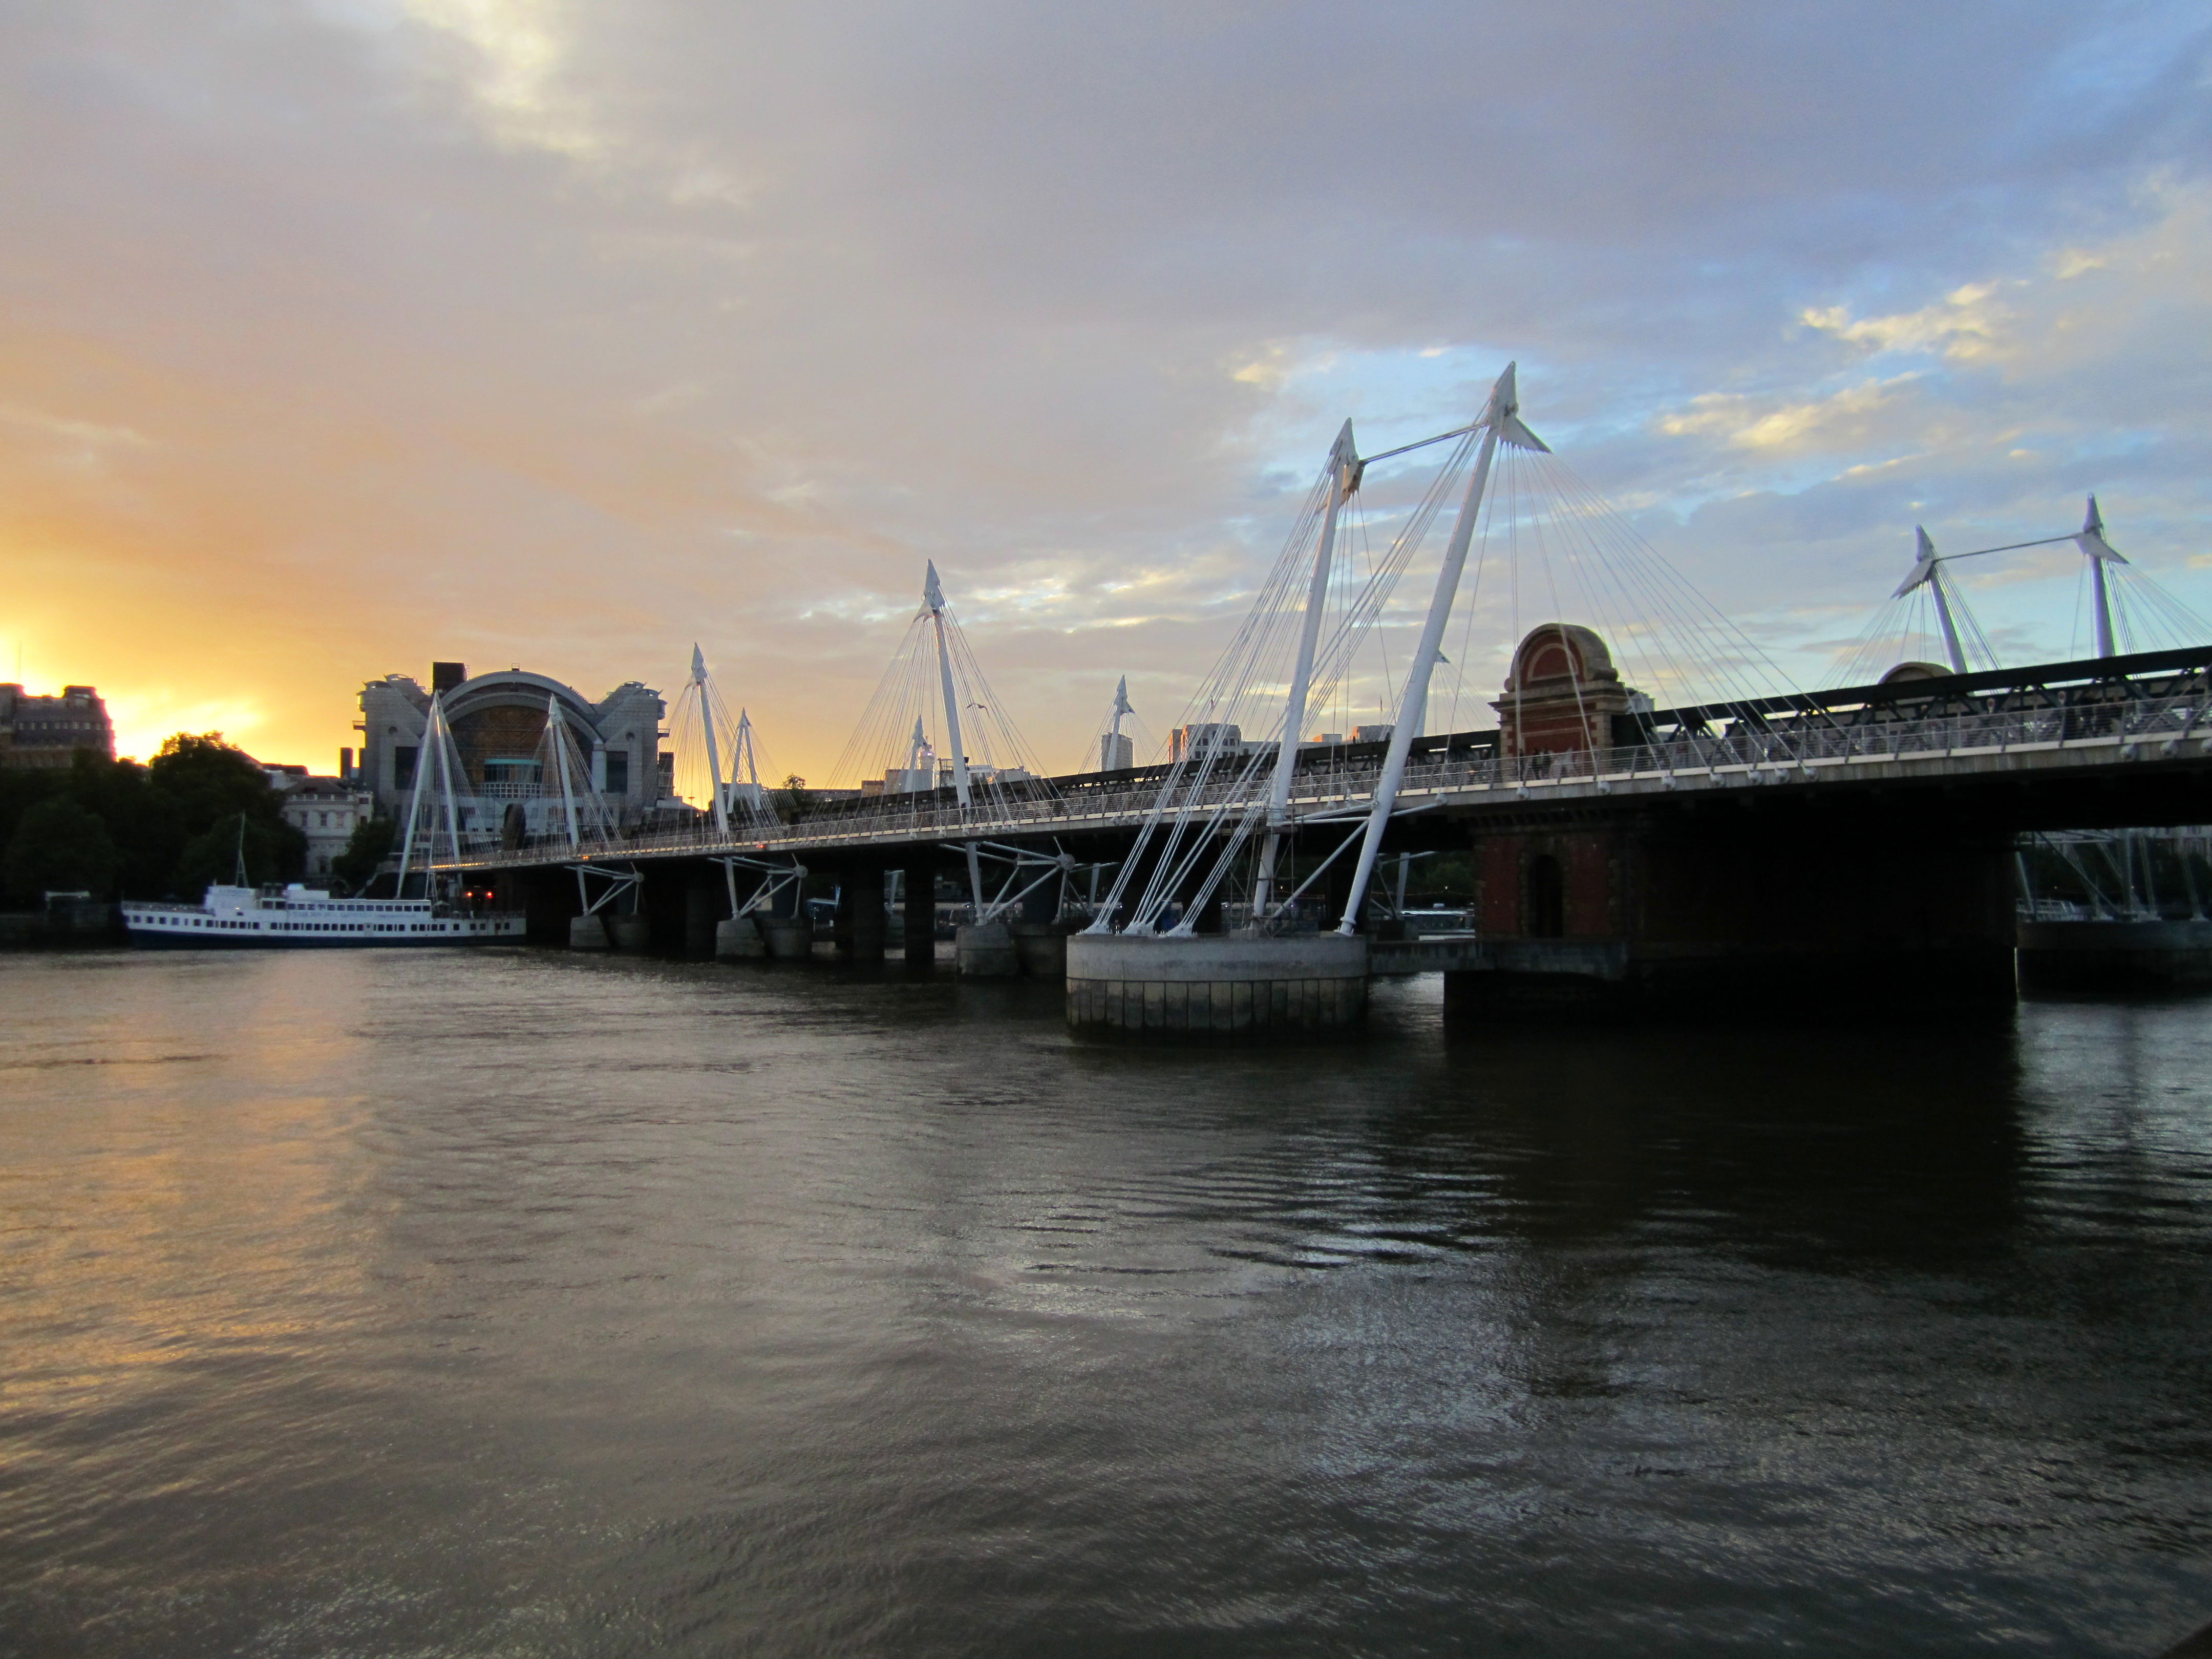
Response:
[1877,661,1955,685]
[1504,623,1619,690]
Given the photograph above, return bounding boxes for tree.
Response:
[173,813,304,894]
[778,773,814,821]
[330,816,396,894]
[0,768,65,878]
[147,733,302,890]
[4,797,120,903]
[63,751,182,898]
[150,733,281,836]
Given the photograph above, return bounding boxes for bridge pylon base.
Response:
[1442,941,2016,1019]
[956,923,1020,978]
[716,917,767,959]
[1066,932,1369,1040]
[2017,920,2212,993]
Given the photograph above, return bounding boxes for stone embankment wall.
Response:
[0,901,121,948]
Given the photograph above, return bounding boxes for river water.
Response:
[2,947,2208,1657]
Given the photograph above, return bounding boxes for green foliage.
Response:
[151,733,284,840]
[0,733,312,905]
[3,796,120,902]
[331,816,396,893]
[1408,851,1476,902]
[174,814,305,894]
[779,773,815,820]
[64,752,184,897]
[0,767,60,876]
[148,732,303,892]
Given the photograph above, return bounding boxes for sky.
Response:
[2,0,2208,779]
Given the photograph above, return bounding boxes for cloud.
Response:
[0,1,2206,775]
[1800,286,2009,360]
[1657,375,1926,452]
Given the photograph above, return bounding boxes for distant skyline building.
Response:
[1168,722,1239,763]
[0,683,115,770]
[355,663,669,832]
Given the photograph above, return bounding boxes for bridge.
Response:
[402,365,2212,1028]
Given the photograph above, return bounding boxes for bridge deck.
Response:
[440,678,2212,873]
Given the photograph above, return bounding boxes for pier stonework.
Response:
[2016,919,2212,992]
[1066,933,1369,1038]
[1454,798,2018,1015]
[901,859,937,965]
[835,865,886,961]
[1477,828,1622,939]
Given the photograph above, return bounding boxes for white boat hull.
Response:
[122,884,526,948]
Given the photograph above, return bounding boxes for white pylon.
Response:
[904,716,930,787]
[1254,419,1360,920]
[1892,526,1969,674]
[691,644,729,838]
[1337,362,1549,936]
[924,561,986,909]
[731,709,764,809]
[2074,494,2129,659]
[546,694,584,848]
[393,690,467,901]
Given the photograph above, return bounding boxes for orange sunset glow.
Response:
[5,4,2208,782]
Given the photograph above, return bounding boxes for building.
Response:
[274,776,377,878]
[1492,624,1640,757]
[0,684,114,770]
[355,662,669,834]
[1169,722,1270,763]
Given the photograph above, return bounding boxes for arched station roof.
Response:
[442,669,602,734]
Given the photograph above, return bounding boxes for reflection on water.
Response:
[2,949,2208,1656]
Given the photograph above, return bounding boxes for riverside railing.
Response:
[437,688,2211,871]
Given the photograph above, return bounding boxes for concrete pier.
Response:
[955,922,1020,978]
[902,861,937,966]
[836,867,886,961]
[684,879,720,957]
[607,914,651,952]
[760,917,813,960]
[2017,919,2212,993]
[1066,932,1369,1038]
[1009,919,1071,981]
[715,916,767,959]
[569,914,610,950]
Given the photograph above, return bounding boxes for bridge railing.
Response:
[442,687,2208,869]
[1381,691,2207,798]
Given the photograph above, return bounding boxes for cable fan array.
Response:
[390,692,473,895]
[667,645,778,832]
[1828,497,2209,686]
[1088,362,1811,940]
[1074,676,1158,775]
[2065,497,2208,660]
[390,688,620,894]
[831,562,1047,802]
[391,659,762,899]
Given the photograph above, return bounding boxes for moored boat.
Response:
[122,883,524,947]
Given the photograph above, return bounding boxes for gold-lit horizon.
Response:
[5,5,2207,793]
